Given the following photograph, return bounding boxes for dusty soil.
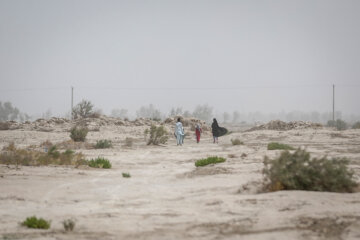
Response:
[0,121,360,240]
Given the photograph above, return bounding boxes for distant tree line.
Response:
[0,101,30,122]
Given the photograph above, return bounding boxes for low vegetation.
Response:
[122,172,131,178]
[95,139,112,149]
[0,122,10,130]
[0,143,86,167]
[263,149,358,192]
[70,126,88,142]
[62,219,75,231]
[195,156,226,167]
[231,138,244,145]
[146,125,168,145]
[88,157,112,169]
[352,121,360,129]
[267,142,294,150]
[22,216,51,229]
[327,119,348,131]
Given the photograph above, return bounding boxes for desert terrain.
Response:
[0,117,360,240]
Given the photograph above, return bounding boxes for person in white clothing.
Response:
[174,118,184,146]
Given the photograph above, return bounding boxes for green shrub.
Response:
[263,149,358,192]
[267,142,294,150]
[327,119,347,131]
[70,126,88,142]
[122,172,131,178]
[147,125,168,145]
[22,216,51,229]
[48,146,60,158]
[352,122,360,129]
[95,139,112,149]
[231,138,244,145]
[195,156,226,167]
[62,219,75,231]
[88,157,112,169]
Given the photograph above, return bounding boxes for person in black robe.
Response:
[211,118,227,143]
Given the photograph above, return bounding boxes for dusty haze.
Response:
[0,0,359,118]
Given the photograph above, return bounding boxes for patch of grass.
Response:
[147,125,168,145]
[62,219,75,231]
[88,157,112,169]
[231,138,244,145]
[263,149,358,192]
[22,216,51,229]
[195,156,226,167]
[122,172,131,178]
[70,126,88,142]
[95,139,112,149]
[267,142,294,150]
[0,143,86,167]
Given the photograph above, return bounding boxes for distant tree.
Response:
[169,107,183,117]
[136,104,162,120]
[0,101,20,121]
[223,112,230,123]
[232,111,240,123]
[192,104,213,122]
[72,100,94,119]
[183,110,192,118]
[111,108,128,119]
[42,109,52,119]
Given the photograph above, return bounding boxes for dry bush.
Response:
[95,139,112,149]
[72,100,94,119]
[0,143,86,167]
[263,149,358,192]
[147,125,168,145]
[70,126,88,142]
[0,122,10,130]
[231,138,244,145]
[62,219,75,231]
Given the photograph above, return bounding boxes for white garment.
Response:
[175,122,184,136]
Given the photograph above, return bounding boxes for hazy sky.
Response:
[0,0,359,117]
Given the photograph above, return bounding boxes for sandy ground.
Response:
[1,124,360,240]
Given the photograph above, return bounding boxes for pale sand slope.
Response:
[0,126,360,240]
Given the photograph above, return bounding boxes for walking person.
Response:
[195,123,202,143]
[175,118,185,146]
[211,118,227,143]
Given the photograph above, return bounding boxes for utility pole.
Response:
[332,84,335,122]
[71,86,74,120]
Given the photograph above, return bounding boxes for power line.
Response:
[1,84,359,92]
